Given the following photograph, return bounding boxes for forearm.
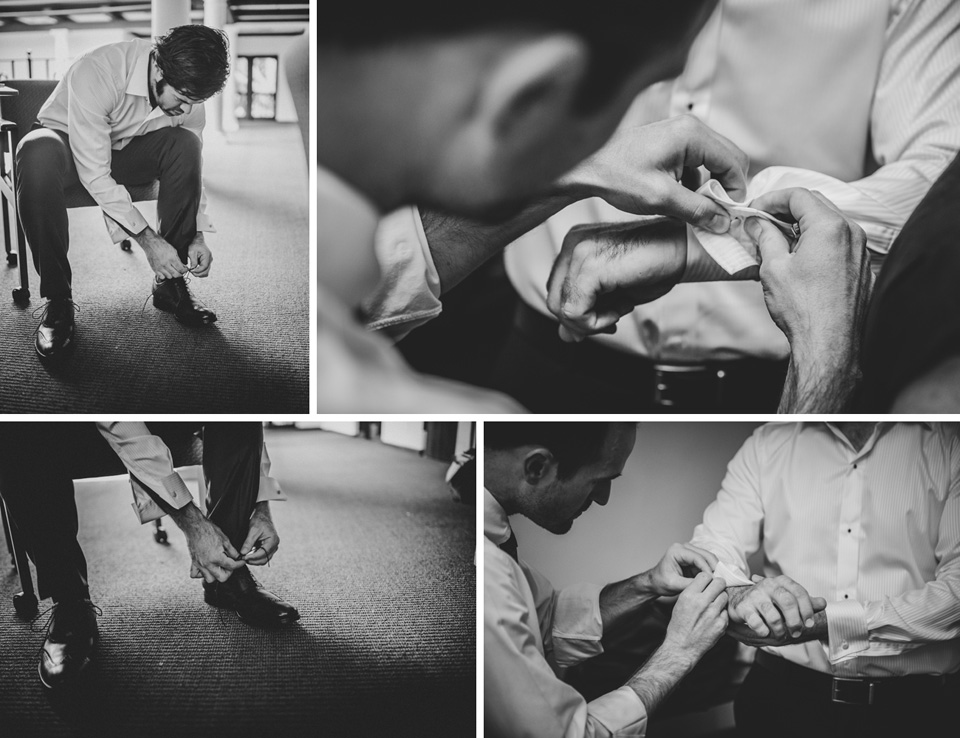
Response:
[599,571,660,633]
[169,501,205,531]
[423,189,577,294]
[778,351,861,413]
[626,643,696,716]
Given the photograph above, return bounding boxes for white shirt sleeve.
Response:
[485,542,648,738]
[523,562,605,670]
[64,57,150,237]
[689,428,767,574]
[360,206,442,341]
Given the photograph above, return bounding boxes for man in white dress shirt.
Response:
[485,422,731,737]
[16,25,228,363]
[379,0,959,412]
[689,422,960,737]
[0,422,299,689]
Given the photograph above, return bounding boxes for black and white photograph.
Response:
[0,421,476,737]
[318,2,960,414]
[483,421,960,738]
[0,2,310,412]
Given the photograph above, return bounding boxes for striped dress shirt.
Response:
[691,422,960,677]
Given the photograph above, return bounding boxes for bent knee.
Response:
[16,129,69,173]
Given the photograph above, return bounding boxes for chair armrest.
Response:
[0,117,16,133]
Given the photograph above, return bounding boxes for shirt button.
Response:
[687,102,695,111]
[853,463,858,469]
[847,528,852,534]
[842,641,849,650]
[844,594,849,599]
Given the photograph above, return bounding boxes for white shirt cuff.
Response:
[826,600,870,664]
[714,561,753,587]
[588,686,648,737]
[361,206,443,341]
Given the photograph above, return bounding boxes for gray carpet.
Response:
[0,429,476,737]
[0,122,309,412]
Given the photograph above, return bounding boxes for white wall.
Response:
[510,422,763,589]
[235,33,303,123]
[0,26,305,123]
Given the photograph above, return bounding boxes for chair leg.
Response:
[9,148,30,305]
[0,497,39,619]
[153,518,168,544]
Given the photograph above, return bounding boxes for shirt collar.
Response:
[484,488,512,546]
[127,43,152,98]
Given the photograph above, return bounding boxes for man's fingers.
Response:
[770,588,804,635]
[689,126,749,202]
[239,529,259,557]
[746,218,790,265]
[676,544,719,574]
[743,611,769,638]
[658,183,730,234]
[703,576,727,601]
[812,596,827,612]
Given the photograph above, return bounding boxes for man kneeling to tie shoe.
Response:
[0,422,299,689]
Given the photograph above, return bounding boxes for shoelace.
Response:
[31,601,102,661]
[139,267,202,318]
[32,299,81,336]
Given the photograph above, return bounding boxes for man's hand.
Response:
[646,543,719,597]
[170,503,244,583]
[546,218,687,342]
[746,189,874,412]
[562,114,749,231]
[727,574,827,640]
[134,226,188,280]
[661,573,729,665]
[187,232,213,278]
[239,501,279,566]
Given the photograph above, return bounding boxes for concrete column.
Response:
[50,28,70,79]
[221,23,240,133]
[152,0,190,37]
[203,0,229,134]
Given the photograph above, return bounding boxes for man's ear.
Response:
[476,34,588,143]
[522,448,557,485]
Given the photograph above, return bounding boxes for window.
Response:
[233,55,278,120]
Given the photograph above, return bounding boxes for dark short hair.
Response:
[318,4,714,114]
[154,24,230,101]
[485,422,619,479]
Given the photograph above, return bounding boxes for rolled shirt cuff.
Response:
[552,581,604,668]
[588,686,648,737]
[826,599,870,664]
[257,476,286,504]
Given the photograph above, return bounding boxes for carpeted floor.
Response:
[0,429,476,737]
[0,122,309,412]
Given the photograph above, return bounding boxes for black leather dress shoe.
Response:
[203,568,300,628]
[35,298,76,362]
[39,599,99,689]
[152,276,217,326]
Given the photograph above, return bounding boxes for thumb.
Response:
[239,528,258,556]
[666,184,731,234]
[812,597,828,612]
[750,574,764,583]
[745,218,788,265]
[222,538,241,561]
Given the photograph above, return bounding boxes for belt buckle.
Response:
[652,363,722,408]
[831,677,874,705]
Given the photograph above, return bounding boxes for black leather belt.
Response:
[513,300,788,411]
[755,651,955,706]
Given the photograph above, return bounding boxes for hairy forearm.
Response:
[169,501,205,531]
[599,571,660,634]
[778,351,861,413]
[626,644,696,716]
[422,190,577,294]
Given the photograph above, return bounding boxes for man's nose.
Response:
[180,103,193,115]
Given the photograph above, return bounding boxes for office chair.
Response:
[0,79,160,306]
[0,430,203,619]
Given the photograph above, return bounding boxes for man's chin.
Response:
[546,519,575,535]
